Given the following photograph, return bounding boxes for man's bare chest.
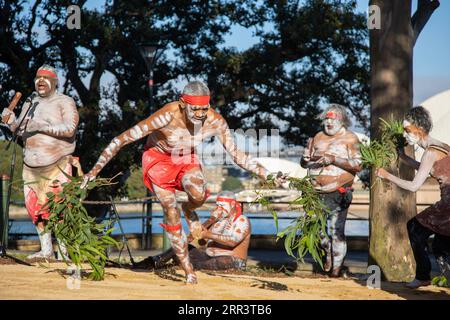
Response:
[312,137,348,156]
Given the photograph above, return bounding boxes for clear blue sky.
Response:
[84,0,450,105]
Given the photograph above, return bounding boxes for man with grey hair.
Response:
[1,65,80,260]
[301,103,362,277]
[83,80,273,284]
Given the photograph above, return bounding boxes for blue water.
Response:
[8,211,369,239]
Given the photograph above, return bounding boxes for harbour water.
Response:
[8,210,369,239]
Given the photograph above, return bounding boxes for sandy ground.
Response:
[1,262,450,300]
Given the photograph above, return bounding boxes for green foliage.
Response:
[44,174,119,281]
[125,167,146,199]
[255,174,329,268]
[221,176,243,191]
[0,140,24,202]
[360,117,405,169]
[432,275,449,288]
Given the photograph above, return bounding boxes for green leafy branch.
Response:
[254,174,329,268]
[43,173,120,281]
[360,117,406,186]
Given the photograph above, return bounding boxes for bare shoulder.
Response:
[207,107,228,127]
[237,215,250,227]
[56,93,76,106]
[208,107,224,120]
[313,131,325,141]
[344,130,361,143]
[157,101,180,114]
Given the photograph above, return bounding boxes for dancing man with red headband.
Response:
[135,190,251,271]
[83,81,273,284]
[1,65,80,260]
[301,104,362,277]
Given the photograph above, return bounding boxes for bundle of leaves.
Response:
[255,173,329,268]
[44,174,119,281]
[432,275,449,288]
[360,118,405,169]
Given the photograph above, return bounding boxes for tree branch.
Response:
[411,0,440,45]
[26,0,42,50]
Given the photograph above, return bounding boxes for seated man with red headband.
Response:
[135,191,251,271]
[83,81,272,284]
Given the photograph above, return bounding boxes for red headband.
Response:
[325,111,342,120]
[36,69,57,79]
[181,94,210,106]
[216,197,242,221]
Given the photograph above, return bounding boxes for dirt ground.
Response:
[1,261,450,300]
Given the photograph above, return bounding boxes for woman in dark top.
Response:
[377,106,450,289]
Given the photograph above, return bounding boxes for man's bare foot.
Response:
[330,267,342,278]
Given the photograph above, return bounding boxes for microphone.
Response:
[25,91,38,103]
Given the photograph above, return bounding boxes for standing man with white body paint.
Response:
[83,80,279,284]
[1,65,80,259]
[301,104,362,277]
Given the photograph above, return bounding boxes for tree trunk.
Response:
[368,0,417,281]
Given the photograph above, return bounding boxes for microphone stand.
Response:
[0,94,34,266]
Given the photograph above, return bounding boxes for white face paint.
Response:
[185,104,209,125]
[216,201,232,219]
[403,120,421,146]
[34,77,53,97]
[323,117,344,136]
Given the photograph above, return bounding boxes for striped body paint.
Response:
[86,100,268,282]
[10,92,79,167]
[304,129,362,192]
[205,214,251,261]
[88,101,266,178]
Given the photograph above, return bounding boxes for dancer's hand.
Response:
[273,171,289,188]
[189,221,203,240]
[200,226,211,240]
[316,153,335,166]
[376,168,389,179]
[81,172,96,189]
[302,138,313,162]
[1,108,15,125]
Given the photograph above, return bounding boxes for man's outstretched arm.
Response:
[86,108,175,178]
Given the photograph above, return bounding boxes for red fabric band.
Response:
[181,94,210,106]
[325,111,342,120]
[338,186,353,194]
[159,223,182,232]
[216,197,242,221]
[36,69,57,79]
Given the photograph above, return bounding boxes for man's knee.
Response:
[182,170,206,203]
[188,190,207,205]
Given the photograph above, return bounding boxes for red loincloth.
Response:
[24,158,73,224]
[142,147,202,193]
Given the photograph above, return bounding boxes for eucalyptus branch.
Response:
[254,173,329,268]
[43,173,120,281]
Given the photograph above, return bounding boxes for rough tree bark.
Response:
[369,0,439,281]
